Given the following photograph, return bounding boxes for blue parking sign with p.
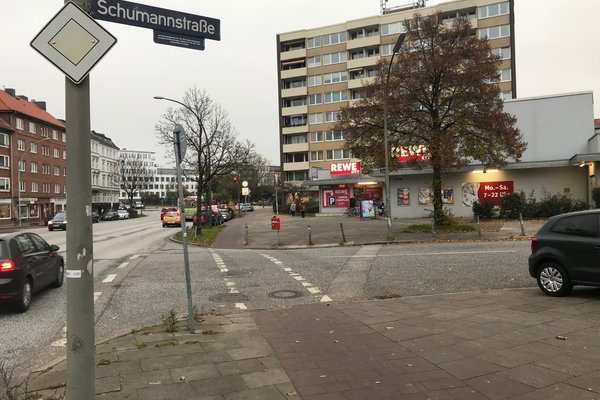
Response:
[328,196,336,206]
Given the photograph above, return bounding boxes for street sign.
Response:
[153,30,205,50]
[242,180,248,188]
[90,0,220,41]
[173,124,187,163]
[31,2,117,84]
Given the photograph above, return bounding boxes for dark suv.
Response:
[528,209,600,296]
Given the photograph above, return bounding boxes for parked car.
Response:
[117,210,129,220]
[47,212,67,231]
[92,211,100,223]
[0,232,64,312]
[101,211,120,221]
[240,203,254,212]
[163,211,182,227]
[161,207,178,220]
[218,208,233,222]
[528,209,600,297]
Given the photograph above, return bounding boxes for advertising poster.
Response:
[322,186,351,208]
[462,181,514,206]
[418,187,432,205]
[397,188,410,205]
[442,187,454,204]
[361,200,375,218]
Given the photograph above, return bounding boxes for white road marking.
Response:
[117,262,129,269]
[321,250,516,258]
[129,255,139,260]
[102,274,117,283]
[235,303,247,310]
[94,292,102,302]
[307,287,321,294]
[320,295,332,302]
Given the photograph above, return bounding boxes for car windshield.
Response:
[54,213,66,219]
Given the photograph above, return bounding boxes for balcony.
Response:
[281,86,308,98]
[347,35,380,50]
[348,76,375,89]
[281,67,307,79]
[282,125,309,135]
[280,48,306,61]
[282,105,308,117]
[347,56,379,70]
[283,161,309,171]
[283,143,309,153]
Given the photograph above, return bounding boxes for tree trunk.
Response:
[431,164,443,225]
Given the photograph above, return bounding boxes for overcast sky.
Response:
[2,0,599,167]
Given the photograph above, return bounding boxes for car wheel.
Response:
[537,262,573,297]
[52,263,64,288]
[163,223,166,228]
[15,278,32,313]
[48,226,53,231]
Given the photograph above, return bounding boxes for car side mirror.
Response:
[49,244,60,252]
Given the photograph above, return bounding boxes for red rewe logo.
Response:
[330,162,361,175]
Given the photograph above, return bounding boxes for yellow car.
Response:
[162,211,182,227]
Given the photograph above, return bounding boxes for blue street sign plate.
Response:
[90,0,220,41]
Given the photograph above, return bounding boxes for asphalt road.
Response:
[0,210,536,377]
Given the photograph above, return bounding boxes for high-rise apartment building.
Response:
[276,0,515,197]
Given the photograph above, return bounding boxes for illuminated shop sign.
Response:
[393,145,428,162]
[330,162,361,175]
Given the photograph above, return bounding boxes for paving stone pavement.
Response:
[25,212,600,399]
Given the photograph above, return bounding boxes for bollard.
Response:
[244,223,248,246]
[277,229,280,246]
[340,222,346,243]
[308,225,313,245]
[477,215,481,236]
[431,218,436,235]
[519,212,526,236]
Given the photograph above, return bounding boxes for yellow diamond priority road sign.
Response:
[31,1,116,84]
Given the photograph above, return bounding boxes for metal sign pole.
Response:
[65,66,95,400]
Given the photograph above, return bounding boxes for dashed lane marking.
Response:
[102,274,117,283]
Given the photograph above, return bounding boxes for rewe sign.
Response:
[330,162,361,175]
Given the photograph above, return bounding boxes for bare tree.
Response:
[336,15,526,223]
[119,155,153,209]
[155,87,255,232]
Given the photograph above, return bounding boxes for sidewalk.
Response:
[27,211,600,400]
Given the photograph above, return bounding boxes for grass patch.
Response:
[404,224,476,233]
[173,225,225,246]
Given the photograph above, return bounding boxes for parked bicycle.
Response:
[346,206,360,217]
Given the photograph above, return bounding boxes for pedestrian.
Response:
[300,203,305,218]
[290,202,296,217]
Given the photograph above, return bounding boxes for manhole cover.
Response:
[209,293,249,303]
[268,290,304,299]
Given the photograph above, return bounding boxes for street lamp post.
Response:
[154,95,205,233]
[17,137,51,226]
[383,33,406,240]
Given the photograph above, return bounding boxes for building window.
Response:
[54,184,61,194]
[309,94,322,105]
[20,180,25,193]
[491,46,511,59]
[17,139,25,151]
[284,78,306,89]
[63,150,66,159]
[310,151,324,161]
[30,162,37,173]
[0,178,9,191]
[54,166,60,176]
[326,149,350,160]
[31,182,38,193]
[323,71,348,84]
[30,143,38,153]
[0,133,8,147]
[323,52,347,65]
[307,55,321,68]
[478,2,509,19]
[500,91,512,100]
[62,133,66,142]
[52,148,59,158]
[325,130,346,141]
[499,68,511,82]
[324,91,348,103]
[478,24,510,40]
[18,160,25,172]
[284,134,307,144]
[42,164,50,175]
[325,111,341,122]
[16,118,24,130]
[309,113,323,124]
[52,129,58,140]
[322,32,347,46]
[310,131,324,142]
[381,22,405,36]
[307,75,322,87]
[0,156,8,169]
[307,36,321,48]
[29,122,36,133]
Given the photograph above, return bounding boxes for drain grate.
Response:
[209,293,250,303]
[373,293,402,300]
[268,290,304,299]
